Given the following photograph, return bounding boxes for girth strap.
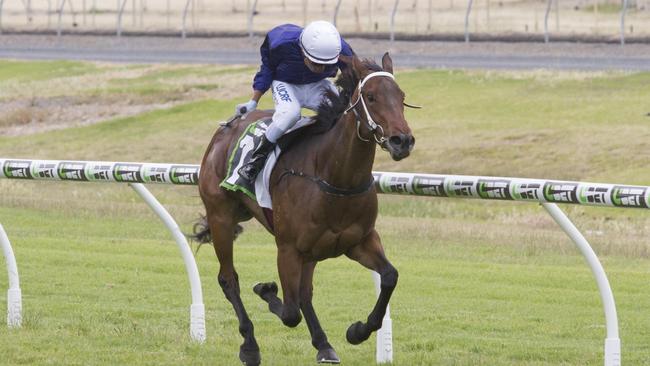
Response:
[280,169,374,197]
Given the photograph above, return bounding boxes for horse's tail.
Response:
[188,214,244,254]
[190,214,212,244]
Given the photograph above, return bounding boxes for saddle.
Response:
[220,116,315,209]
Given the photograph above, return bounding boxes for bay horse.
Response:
[196,53,415,365]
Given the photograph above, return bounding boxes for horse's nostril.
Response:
[389,135,402,146]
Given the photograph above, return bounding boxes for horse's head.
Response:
[343,53,416,161]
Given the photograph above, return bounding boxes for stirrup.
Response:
[238,163,260,181]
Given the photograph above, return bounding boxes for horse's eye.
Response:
[366,93,375,102]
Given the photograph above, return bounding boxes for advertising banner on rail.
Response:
[2,159,649,209]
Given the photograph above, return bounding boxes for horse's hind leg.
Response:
[253,246,303,328]
[345,229,398,345]
[207,210,260,366]
[299,261,340,364]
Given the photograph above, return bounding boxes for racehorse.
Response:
[195,53,415,365]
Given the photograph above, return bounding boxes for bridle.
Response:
[344,71,420,146]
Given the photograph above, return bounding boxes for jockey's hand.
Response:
[235,100,257,116]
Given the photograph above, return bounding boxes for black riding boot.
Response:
[238,135,275,182]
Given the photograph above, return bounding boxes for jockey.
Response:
[236,20,354,182]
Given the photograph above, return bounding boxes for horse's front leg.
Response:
[208,211,260,366]
[345,229,398,345]
[253,246,303,327]
[299,261,340,364]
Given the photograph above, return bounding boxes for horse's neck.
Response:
[315,111,376,188]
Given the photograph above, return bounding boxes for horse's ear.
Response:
[382,52,394,74]
[339,54,353,67]
[351,56,366,79]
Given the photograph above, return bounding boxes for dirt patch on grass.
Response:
[0,96,175,136]
[0,62,252,136]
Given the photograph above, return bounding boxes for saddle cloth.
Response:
[220,116,315,209]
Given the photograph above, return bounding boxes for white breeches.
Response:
[265,79,338,143]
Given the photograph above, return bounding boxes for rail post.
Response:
[129,183,206,343]
[247,0,258,38]
[465,0,474,42]
[332,0,342,26]
[544,0,553,43]
[116,0,127,37]
[620,0,629,45]
[0,0,4,35]
[542,203,620,366]
[373,271,393,363]
[181,0,192,39]
[56,0,66,37]
[389,0,399,42]
[1,223,21,328]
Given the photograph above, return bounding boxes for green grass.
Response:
[1,61,650,365]
[0,60,98,82]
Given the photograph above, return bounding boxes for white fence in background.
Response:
[0,0,648,44]
[1,158,634,365]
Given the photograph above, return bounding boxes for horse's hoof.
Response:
[316,347,340,364]
[345,321,369,345]
[253,282,278,298]
[239,345,261,366]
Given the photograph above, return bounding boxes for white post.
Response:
[247,0,258,38]
[0,0,4,35]
[332,0,342,26]
[1,223,22,328]
[544,0,552,43]
[372,271,393,364]
[129,183,206,343]
[181,0,191,38]
[56,0,66,37]
[389,0,399,42]
[27,0,32,23]
[541,203,620,366]
[620,0,629,45]
[116,0,127,37]
[464,0,474,42]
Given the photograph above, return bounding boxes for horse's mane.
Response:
[277,58,383,149]
[313,58,383,133]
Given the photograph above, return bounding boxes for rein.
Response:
[280,169,374,197]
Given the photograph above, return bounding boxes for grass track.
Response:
[0,61,649,365]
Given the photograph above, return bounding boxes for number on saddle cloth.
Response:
[220,119,271,199]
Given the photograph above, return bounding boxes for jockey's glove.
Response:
[236,100,257,116]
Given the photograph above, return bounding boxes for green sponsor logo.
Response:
[113,164,143,182]
[611,186,647,208]
[380,176,410,194]
[143,166,169,183]
[170,166,199,185]
[446,179,475,197]
[477,179,512,200]
[32,161,57,179]
[543,182,578,203]
[511,182,541,200]
[3,160,33,179]
[578,185,609,205]
[86,164,112,181]
[57,162,87,181]
[413,175,446,197]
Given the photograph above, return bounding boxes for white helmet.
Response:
[299,20,342,65]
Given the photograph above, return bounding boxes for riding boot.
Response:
[238,135,275,182]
